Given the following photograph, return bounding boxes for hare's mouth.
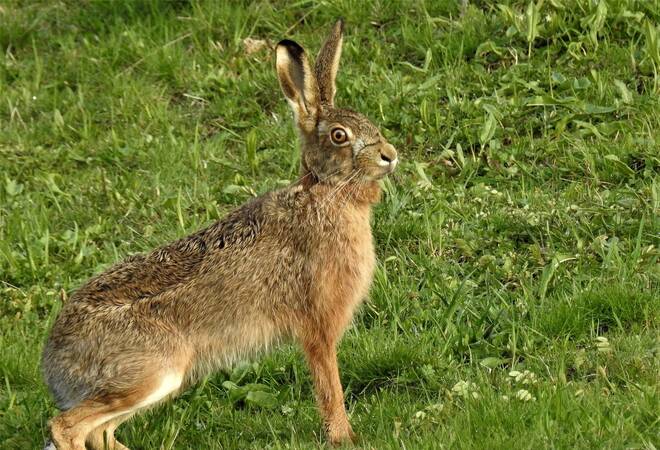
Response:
[354,141,398,180]
[377,157,398,168]
[376,143,398,171]
[362,160,398,181]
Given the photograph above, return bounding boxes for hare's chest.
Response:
[312,208,375,320]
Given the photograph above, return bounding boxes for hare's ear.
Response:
[315,19,344,106]
[276,39,319,132]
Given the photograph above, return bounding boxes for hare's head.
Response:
[276,20,398,184]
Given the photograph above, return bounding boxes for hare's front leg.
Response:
[302,333,356,446]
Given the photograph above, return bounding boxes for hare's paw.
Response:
[327,422,357,447]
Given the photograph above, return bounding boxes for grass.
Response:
[0,0,658,448]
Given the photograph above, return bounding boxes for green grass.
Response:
[1,0,659,448]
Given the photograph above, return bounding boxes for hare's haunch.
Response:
[42,20,398,449]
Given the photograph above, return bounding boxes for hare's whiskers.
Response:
[320,170,361,211]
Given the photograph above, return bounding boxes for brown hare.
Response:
[42,19,398,449]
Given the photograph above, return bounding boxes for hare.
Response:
[42,19,398,449]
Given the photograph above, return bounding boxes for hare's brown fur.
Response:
[42,20,397,449]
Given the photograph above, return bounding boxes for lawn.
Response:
[1,0,658,449]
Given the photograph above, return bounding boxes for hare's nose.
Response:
[379,143,398,167]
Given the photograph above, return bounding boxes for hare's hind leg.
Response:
[85,414,132,450]
[49,372,183,450]
[49,399,126,450]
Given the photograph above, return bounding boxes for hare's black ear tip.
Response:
[277,39,305,61]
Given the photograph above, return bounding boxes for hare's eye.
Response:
[330,127,348,145]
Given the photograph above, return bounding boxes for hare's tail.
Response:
[43,440,57,450]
